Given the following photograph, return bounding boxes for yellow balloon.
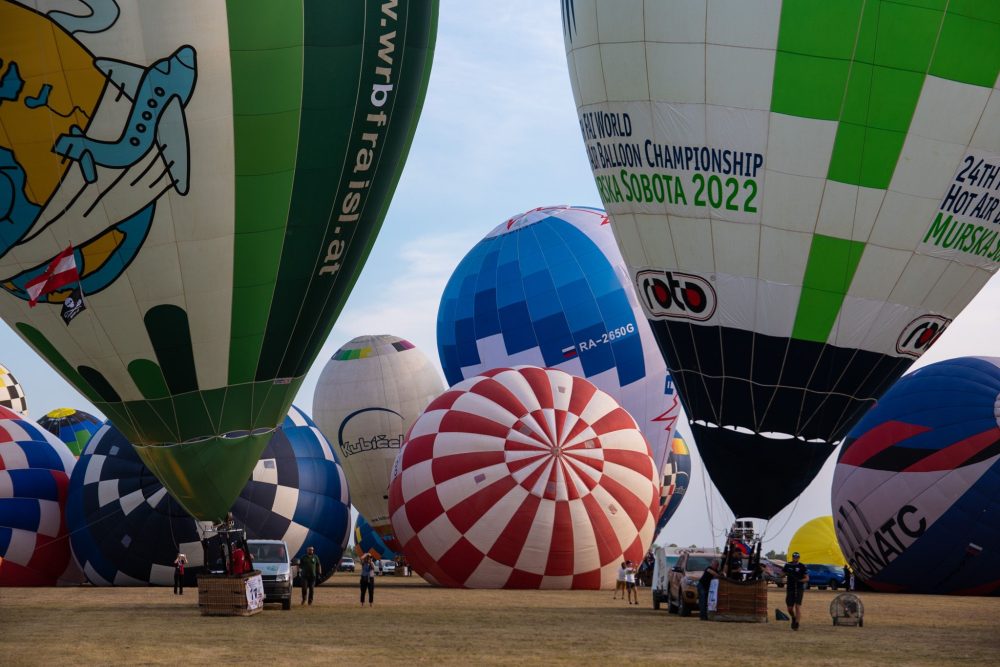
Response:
[788,516,845,565]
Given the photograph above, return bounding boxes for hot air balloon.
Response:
[313,335,444,552]
[563,2,1000,519]
[67,406,350,585]
[654,434,691,539]
[437,205,683,502]
[832,357,1000,595]
[0,364,27,417]
[354,514,398,561]
[0,406,80,586]
[388,366,659,589]
[787,516,846,567]
[0,1,438,521]
[37,408,102,456]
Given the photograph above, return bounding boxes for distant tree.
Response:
[766,550,787,561]
[668,543,678,548]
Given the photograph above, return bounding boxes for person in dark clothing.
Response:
[697,559,721,620]
[359,554,376,607]
[782,552,809,630]
[173,553,188,595]
[299,546,322,606]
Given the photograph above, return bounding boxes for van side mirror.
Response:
[671,566,683,573]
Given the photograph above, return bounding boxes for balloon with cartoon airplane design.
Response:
[0,0,439,520]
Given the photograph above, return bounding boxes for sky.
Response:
[6,1,1000,553]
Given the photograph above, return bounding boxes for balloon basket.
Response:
[709,578,768,623]
[197,571,264,617]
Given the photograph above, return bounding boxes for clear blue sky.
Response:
[7,1,1000,553]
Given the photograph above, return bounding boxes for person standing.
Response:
[172,553,188,595]
[697,559,720,620]
[299,546,322,606]
[782,552,809,630]
[613,562,627,600]
[843,563,855,591]
[360,554,376,607]
[625,560,638,605]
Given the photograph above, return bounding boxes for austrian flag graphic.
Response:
[26,246,80,307]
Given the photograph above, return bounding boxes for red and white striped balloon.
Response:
[388,366,659,589]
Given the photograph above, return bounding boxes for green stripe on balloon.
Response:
[226,0,305,385]
[792,235,865,343]
[775,0,1000,344]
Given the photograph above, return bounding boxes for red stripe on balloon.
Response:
[581,493,622,565]
[568,375,598,416]
[520,367,554,411]
[438,411,509,439]
[598,474,652,533]
[504,568,543,589]
[437,536,486,586]
[469,377,528,419]
[403,486,446,534]
[839,421,931,466]
[903,428,1000,472]
[589,407,637,436]
[401,433,437,468]
[424,389,464,412]
[572,569,602,589]
[445,476,517,534]
[545,500,574,576]
[603,449,656,478]
[518,457,551,493]
[431,451,505,486]
[505,452,547,474]
[487,492,541,566]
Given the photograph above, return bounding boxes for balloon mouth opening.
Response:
[133,427,277,447]
[691,420,835,444]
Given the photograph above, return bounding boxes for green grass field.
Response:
[1,576,998,665]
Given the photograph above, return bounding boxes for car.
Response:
[805,563,847,590]
[339,556,356,572]
[666,551,718,617]
[651,546,680,610]
[761,558,786,587]
[379,559,396,575]
[247,539,292,610]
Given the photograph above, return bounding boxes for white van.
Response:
[247,539,292,610]
[651,545,681,610]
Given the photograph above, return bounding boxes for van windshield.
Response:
[249,543,287,562]
[685,556,714,572]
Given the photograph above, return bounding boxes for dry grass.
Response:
[1,576,998,665]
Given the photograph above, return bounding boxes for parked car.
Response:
[666,550,718,617]
[379,559,397,575]
[761,558,786,587]
[339,556,356,572]
[805,563,846,590]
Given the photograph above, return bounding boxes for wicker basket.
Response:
[197,571,264,617]
[709,578,768,622]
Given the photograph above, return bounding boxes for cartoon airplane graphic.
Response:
[53,45,197,195]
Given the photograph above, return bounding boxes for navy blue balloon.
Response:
[67,406,350,585]
[833,357,1000,595]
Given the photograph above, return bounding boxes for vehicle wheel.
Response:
[653,592,661,610]
[282,598,291,610]
[667,588,678,614]
[777,582,784,588]
[830,582,838,590]
[820,585,827,590]
[859,618,864,627]
[679,596,691,617]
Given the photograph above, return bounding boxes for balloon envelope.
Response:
[389,366,659,589]
[0,406,79,586]
[354,514,398,561]
[67,406,350,585]
[313,335,444,551]
[0,1,438,520]
[563,1,1000,519]
[833,357,1000,595]
[437,204,683,485]
[654,434,691,540]
[0,364,27,417]
[37,407,102,457]
[787,516,845,566]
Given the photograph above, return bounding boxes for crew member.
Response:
[783,552,809,630]
[300,546,322,606]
